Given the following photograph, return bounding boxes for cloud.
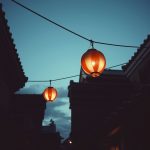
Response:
[43,97,71,139]
[15,84,45,94]
[57,87,68,98]
[16,84,68,98]
[43,114,71,139]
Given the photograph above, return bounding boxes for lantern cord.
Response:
[90,40,94,48]
[49,80,52,86]
[28,62,127,83]
[11,0,144,49]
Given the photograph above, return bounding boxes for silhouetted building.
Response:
[39,119,62,150]
[62,137,73,150]
[69,70,134,150]
[0,4,62,150]
[68,35,150,150]
[10,94,46,150]
[0,4,27,150]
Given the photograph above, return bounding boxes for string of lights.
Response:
[11,0,141,49]
[10,0,142,101]
[28,74,79,83]
[28,62,127,83]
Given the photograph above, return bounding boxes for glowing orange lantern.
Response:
[81,48,106,77]
[43,87,57,102]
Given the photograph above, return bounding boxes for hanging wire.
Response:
[11,0,89,42]
[28,74,80,83]
[90,40,94,48]
[94,41,139,48]
[49,80,51,86]
[106,62,127,69]
[11,0,142,49]
[28,62,127,83]
[10,1,148,83]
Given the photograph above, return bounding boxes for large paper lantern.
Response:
[43,87,57,102]
[81,48,106,77]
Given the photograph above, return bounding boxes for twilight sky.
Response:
[2,0,150,139]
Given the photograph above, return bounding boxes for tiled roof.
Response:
[122,35,150,71]
[0,4,28,91]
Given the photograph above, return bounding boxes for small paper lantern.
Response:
[43,87,57,102]
[81,48,106,77]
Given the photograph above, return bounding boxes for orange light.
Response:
[108,127,121,137]
[110,146,116,150]
[81,49,106,77]
[43,87,57,102]
[116,145,119,150]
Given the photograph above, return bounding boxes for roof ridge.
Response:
[0,4,28,91]
[122,35,150,71]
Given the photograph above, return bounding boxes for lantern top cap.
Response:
[87,48,98,51]
[90,39,94,48]
[47,86,54,89]
[86,48,103,54]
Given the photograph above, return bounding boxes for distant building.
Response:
[39,119,63,150]
[68,35,150,150]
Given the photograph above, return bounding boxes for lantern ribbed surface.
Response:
[81,49,106,77]
[43,87,57,102]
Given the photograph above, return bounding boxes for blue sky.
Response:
[2,0,150,139]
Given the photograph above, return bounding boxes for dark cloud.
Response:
[57,87,68,98]
[43,98,71,139]
[55,118,71,139]
[15,84,45,94]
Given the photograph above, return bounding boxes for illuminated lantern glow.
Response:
[81,48,106,77]
[43,87,57,102]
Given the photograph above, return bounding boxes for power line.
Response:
[106,62,127,69]
[28,74,80,83]
[11,0,90,42]
[11,0,140,49]
[10,1,146,83]
[94,41,139,48]
[28,62,127,83]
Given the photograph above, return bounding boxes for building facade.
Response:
[0,4,47,150]
[68,35,150,150]
[10,94,46,150]
[0,4,28,150]
[40,119,62,150]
